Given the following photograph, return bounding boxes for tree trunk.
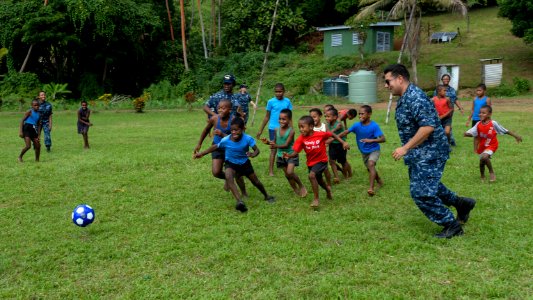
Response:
[211,0,216,47]
[165,0,175,41]
[19,0,49,73]
[197,0,208,58]
[250,0,280,126]
[180,0,189,71]
[217,0,221,46]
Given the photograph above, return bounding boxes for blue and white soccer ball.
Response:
[72,204,95,227]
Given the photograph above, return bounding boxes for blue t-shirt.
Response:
[266,97,292,130]
[217,133,256,165]
[348,121,384,154]
[472,96,488,121]
[25,109,41,126]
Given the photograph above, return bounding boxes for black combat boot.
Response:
[455,197,476,224]
[435,220,464,239]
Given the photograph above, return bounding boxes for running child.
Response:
[466,83,492,127]
[309,108,326,132]
[195,118,275,212]
[464,105,522,183]
[339,105,385,196]
[432,85,453,144]
[257,83,293,176]
[268,109,307,197]
[284,116,350,208]
[77,100,93,149]
[18,100,41,162]
[325,108,352,183]
[324,105,357,130]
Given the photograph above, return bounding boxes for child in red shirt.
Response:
[432,85,453,144]
[464,105,522,182]
[284,116,349,208]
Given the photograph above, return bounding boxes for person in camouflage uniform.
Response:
[37,91,53,152]
[203,74,241,119]
[384,64,476,239]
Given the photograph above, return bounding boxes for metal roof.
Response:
[317,22,401,32]
[430,32,458,42]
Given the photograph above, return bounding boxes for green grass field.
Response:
[1,104,532,298]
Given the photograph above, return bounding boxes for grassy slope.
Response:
[1,107,532,298]
[262,6,533,100]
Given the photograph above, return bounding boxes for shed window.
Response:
[352,33,361,45]
[331,34,342,47]
[376,31,390,52]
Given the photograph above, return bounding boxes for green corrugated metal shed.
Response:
[317,22,401,58]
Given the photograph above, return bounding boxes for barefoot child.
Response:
[339,105,385,196]
[432,85,453,144]
[285,116,349,208]
[195,100,245,193]
[77,100,93,149]
[464,105,522,182]
[18,100,41,162]
[195,118,275,212]
[466,83,492,127]
[268,109,307,197]
[257,83,293,176]
[325,108,352,183]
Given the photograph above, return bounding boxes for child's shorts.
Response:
[440,116,452,128]
[328,143,347,164]
[225,159,255,177]
[211,147,225,160]
[308,161,328,175]
[479,149,494,158]
[471,120,479,127]
[23,123,39,139]
[276,156,299,168]
[362,150,380,167]
[268,129,276,142]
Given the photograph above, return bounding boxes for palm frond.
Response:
[356,0,393,20]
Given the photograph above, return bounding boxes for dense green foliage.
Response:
[498,0,533,44]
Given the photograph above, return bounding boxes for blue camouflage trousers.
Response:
[41,122,52,147]
[408,159,458,226]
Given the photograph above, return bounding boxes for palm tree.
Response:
[354,0,467,83]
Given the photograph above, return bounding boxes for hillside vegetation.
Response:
[258,6,532,103]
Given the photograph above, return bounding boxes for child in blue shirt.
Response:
[257,83,293,176]
[236,84,257,125]
[18,100,42,162]
[339,105,385,196]
[195,118,275,212]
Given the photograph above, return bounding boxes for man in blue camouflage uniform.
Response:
[384,64,476,239]
[236,84,256,125]
[38,91,53,152]
[203,74,241,119]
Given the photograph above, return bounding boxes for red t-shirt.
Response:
[293,131,332,166]
[432,96,451,117]
[475,120,499,154]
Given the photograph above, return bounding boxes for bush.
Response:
[488,83,519,97]
[513,77,531,94]
[0,71,40,96]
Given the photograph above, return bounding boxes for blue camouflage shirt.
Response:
[395,83,450,165]
[38,101,53,123]
[205,90,240,116]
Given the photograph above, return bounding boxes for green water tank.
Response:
[349,70,377,103]
[323,77,349,97]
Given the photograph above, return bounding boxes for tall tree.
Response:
[498,0,533,44]
[196,0,209,58]
[180,0,189,71]
[19,0,49,73]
